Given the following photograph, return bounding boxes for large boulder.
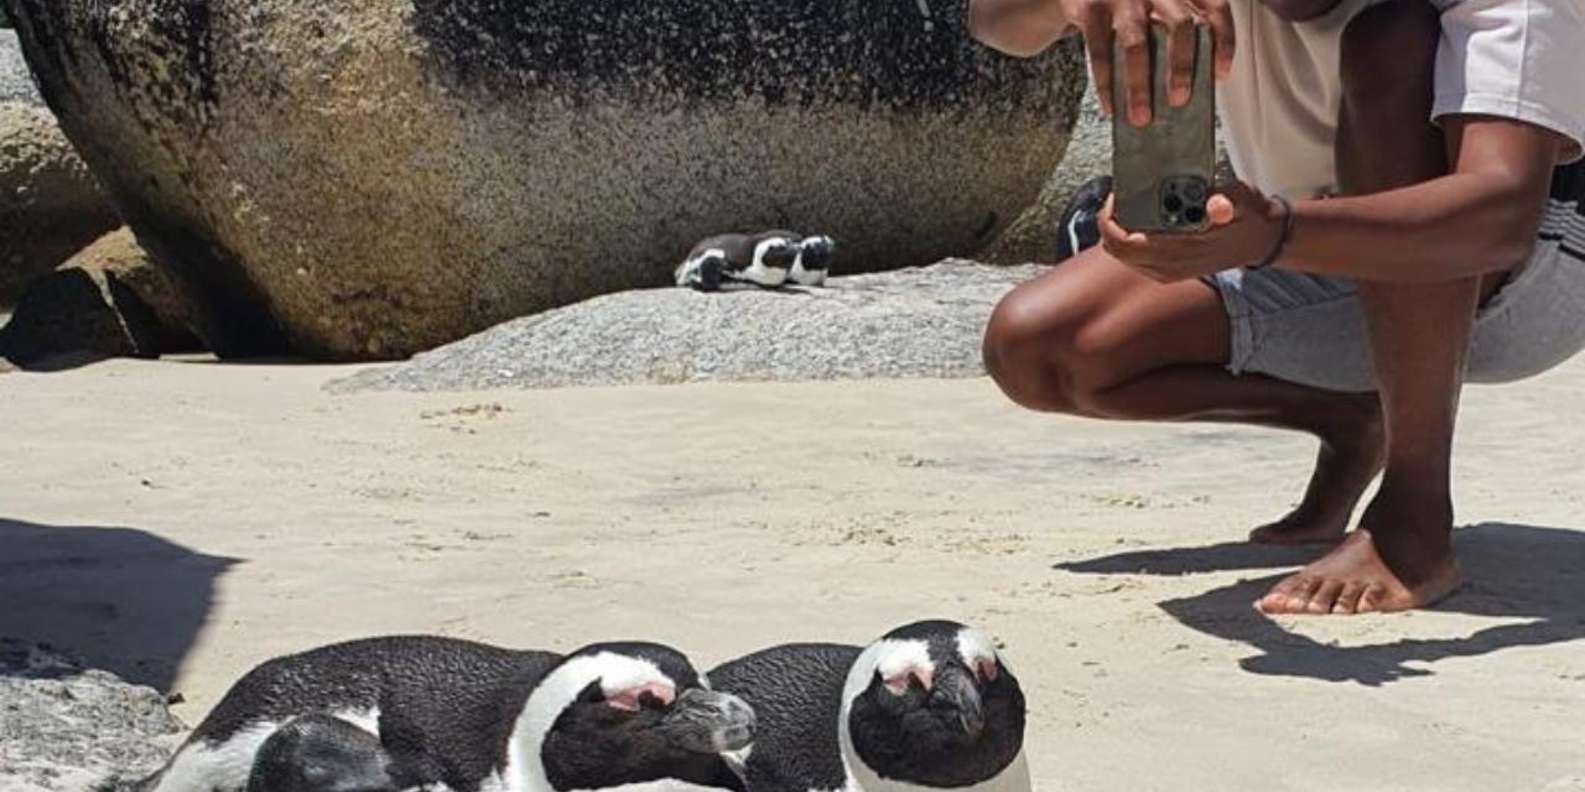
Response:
[0,639,182,792]
[4,0,1084,361]
[1,31,121,305]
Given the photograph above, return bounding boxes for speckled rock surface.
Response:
[0,99,120,305]
[982,74,1107,264]
[0,639,182,792]
[330,259,1045,392]
[1,30,40,104]
[5,0,1084,361]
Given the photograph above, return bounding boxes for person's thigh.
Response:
[984,245,1231,398]
[1204,268,1380,393]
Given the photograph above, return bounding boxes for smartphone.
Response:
[1110,24,1216,233]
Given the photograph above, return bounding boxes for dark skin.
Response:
[973,0,1572,614]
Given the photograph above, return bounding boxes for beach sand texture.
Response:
[2,357,1583,791]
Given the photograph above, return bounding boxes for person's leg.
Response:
[1258,0,1482,614]
[984,250,1382,511]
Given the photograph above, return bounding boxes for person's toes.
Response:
[1356,584,1390,614]
[1331,582,1367,614]
[1306,580,1345,614]
[1258,575,1312,614]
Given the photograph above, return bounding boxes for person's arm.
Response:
[1277,117,1563,282]
[967,0,1075,57]
[1100,117,1568,284]
[967,0,1235,125]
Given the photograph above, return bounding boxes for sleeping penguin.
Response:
[707,620,1028,792]
[129,635,755,792]
[676,233,798,291]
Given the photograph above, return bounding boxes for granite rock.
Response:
[331,260,1047,392]
[6,0,1084,361]
[0,639,182,792]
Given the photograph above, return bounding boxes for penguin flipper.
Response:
[246,715,394,792]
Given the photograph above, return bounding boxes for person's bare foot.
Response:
[1250,398,1384,546]
[1255,486,1461,615]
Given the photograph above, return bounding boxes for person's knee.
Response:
[983,288,1106,414]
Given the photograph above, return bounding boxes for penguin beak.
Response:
[659,688,757,754]
[935,666,985,740]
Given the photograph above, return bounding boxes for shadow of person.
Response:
[1055,523,1585,686]
[0,518,240,693]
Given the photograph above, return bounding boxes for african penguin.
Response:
[708,621,1028,792]
[132,635,755,792]
[676,233,802,291]
[787,236,836,288]
[1054,176,1111,262]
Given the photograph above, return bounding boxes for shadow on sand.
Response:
[1056,522,1585,686]
[0,518,240,693]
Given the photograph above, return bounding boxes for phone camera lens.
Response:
[1184,206,1207,224]
[1183,181,1206,203]
[1163,194,1184,214]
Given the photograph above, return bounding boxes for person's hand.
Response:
[1061,0,1235,126]
[1100,181,1284,282]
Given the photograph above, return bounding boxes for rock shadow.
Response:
[1056,523,1585,686]
[0,518,240,692]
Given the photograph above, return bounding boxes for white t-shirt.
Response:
[1217,0,1585,200]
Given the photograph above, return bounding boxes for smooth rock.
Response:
[0,265,165,367]
[5,0,1083,360]
[0,639,182,792]
[0,101,121,304]
[330,260,1046,392]
[62,227,203,353]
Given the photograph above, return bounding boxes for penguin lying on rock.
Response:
[708,620,1028,792]
[675,233,836,291]
[130,636,756,792]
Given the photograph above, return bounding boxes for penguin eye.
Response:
[880,667,933,696]
[604,682,676,712]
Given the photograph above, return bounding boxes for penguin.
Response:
[1054,175,1112,262]
[132,635,756,792]
[787,236,836,288]
[676,233,799,291]
[707,620,1028,792]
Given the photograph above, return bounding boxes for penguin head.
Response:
[752,237,798,271]
[796,236,836,271]
[523,643,756,791]
[840,621,1025,788]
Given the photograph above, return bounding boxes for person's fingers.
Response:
[1207,194,1236,226]
[1195,0,1235,79]
[1076,0,1118,117]
[1112,3,1153,126]
[1158,1,1197,107]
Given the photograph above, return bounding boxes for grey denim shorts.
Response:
[1204,235,1585,393]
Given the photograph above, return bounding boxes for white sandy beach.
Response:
[2,357,1583,791]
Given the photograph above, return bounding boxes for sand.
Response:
[2,356,1583,791]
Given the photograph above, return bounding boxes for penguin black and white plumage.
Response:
[133,635,756,792]
[708,621,1028,792]
[676,233,798,291]
[787,236,836,288]
[1054,175,1112,262]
